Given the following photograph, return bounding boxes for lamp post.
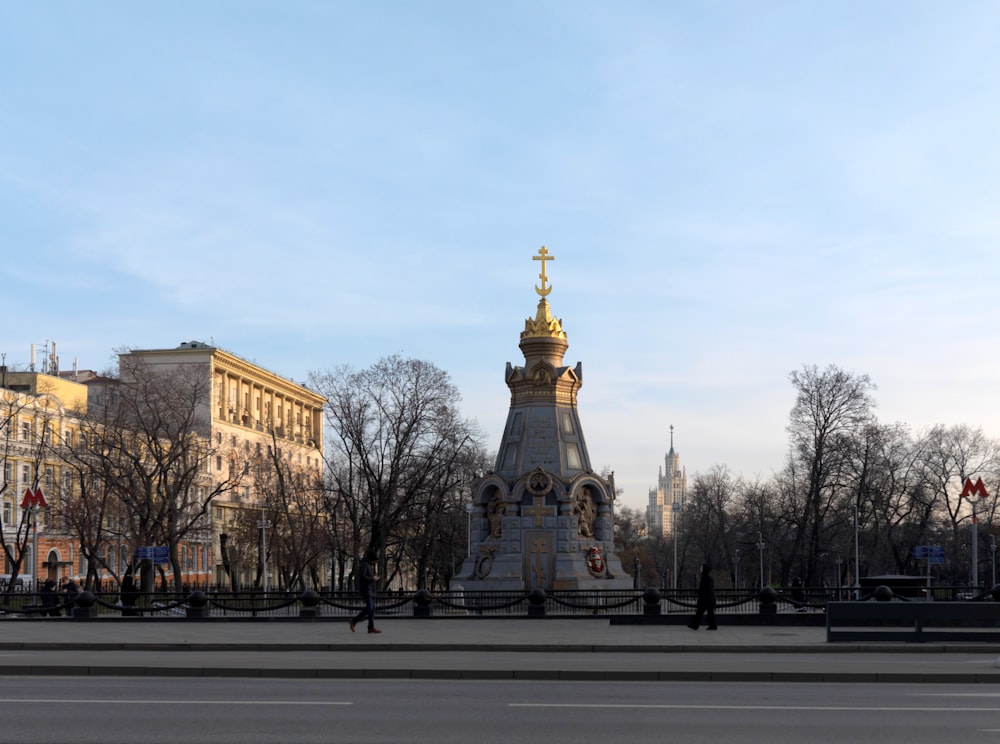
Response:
[990,535,997,589]
[465,500,475,557]
[971,498,979,591]
[757,531,765,588]
[671,501,678,590]
[257,511,271,592]
[853,502,861,594]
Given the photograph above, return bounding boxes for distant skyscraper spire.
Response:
[647,424,687,538]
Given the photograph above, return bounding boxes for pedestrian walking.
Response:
[61,578,81,618]
[40,579,60,617]
[688,563,717,630]
[120,573,140,616]
[349,549,381,634]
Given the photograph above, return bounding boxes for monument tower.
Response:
[453,248,631,590]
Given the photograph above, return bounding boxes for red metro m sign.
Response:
[961,477,989,502]
[20,488,47,509]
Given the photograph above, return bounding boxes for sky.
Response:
[4,2,1000,513]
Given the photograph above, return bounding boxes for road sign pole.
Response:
[973,500,979,591]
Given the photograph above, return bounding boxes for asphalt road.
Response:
[2,677,999,744]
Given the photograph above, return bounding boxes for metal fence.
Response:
[0,584,992,620]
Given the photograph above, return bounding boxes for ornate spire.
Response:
[521,247,567,339]
[521,298,566,340]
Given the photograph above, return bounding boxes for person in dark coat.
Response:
[40,579,60,617]
[349,549,381,634]
[61,579,81,617]
[119,574,140,616]
[688,563,718,630]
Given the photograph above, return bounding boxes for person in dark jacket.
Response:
[61,579,81,617]
[120,574,140,616]
[688,563,718,630]
[349,549,381,634]
[40,579,60,617]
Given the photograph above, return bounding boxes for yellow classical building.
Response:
[120,342,327,587]
[0,342,327,592]
[0,370,87,588]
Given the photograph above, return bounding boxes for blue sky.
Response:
[4,2,1000,512]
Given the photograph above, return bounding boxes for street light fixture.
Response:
[853,502,861,594]
[757,531,765,588]
[671,501,678,590]
[257,511,271,592]
[465,498,475,557]
[989,534,997,589]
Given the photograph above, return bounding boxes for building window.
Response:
[561,412,574,434]
[566,443,583,470]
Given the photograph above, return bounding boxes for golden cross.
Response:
[533,246,555,297]
[522,495,555,527]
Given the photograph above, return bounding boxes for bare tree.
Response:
[0,385,60,591]
[682,466,738,586]
[66,358,243,592]
[917,424,1000,584]
[247,430,327,590]
[785,364,877,585]
[309,355,486,584]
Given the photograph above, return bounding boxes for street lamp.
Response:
[757,531,765,588]
[257,511,271,592]
[989,534,997,589]
[465,499,475,557]
[853,502,861,594]
[671,501,678,590]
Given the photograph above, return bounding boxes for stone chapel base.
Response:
[452,549,634,592]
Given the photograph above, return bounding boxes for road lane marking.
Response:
[509,703,1000,712]
[0,699,351,706]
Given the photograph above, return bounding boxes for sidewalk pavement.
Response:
[0,617,999,683]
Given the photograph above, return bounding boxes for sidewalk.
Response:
[0,617,998,683]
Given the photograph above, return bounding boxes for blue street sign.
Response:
[136,546,170,564]
[914,545,945,560]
